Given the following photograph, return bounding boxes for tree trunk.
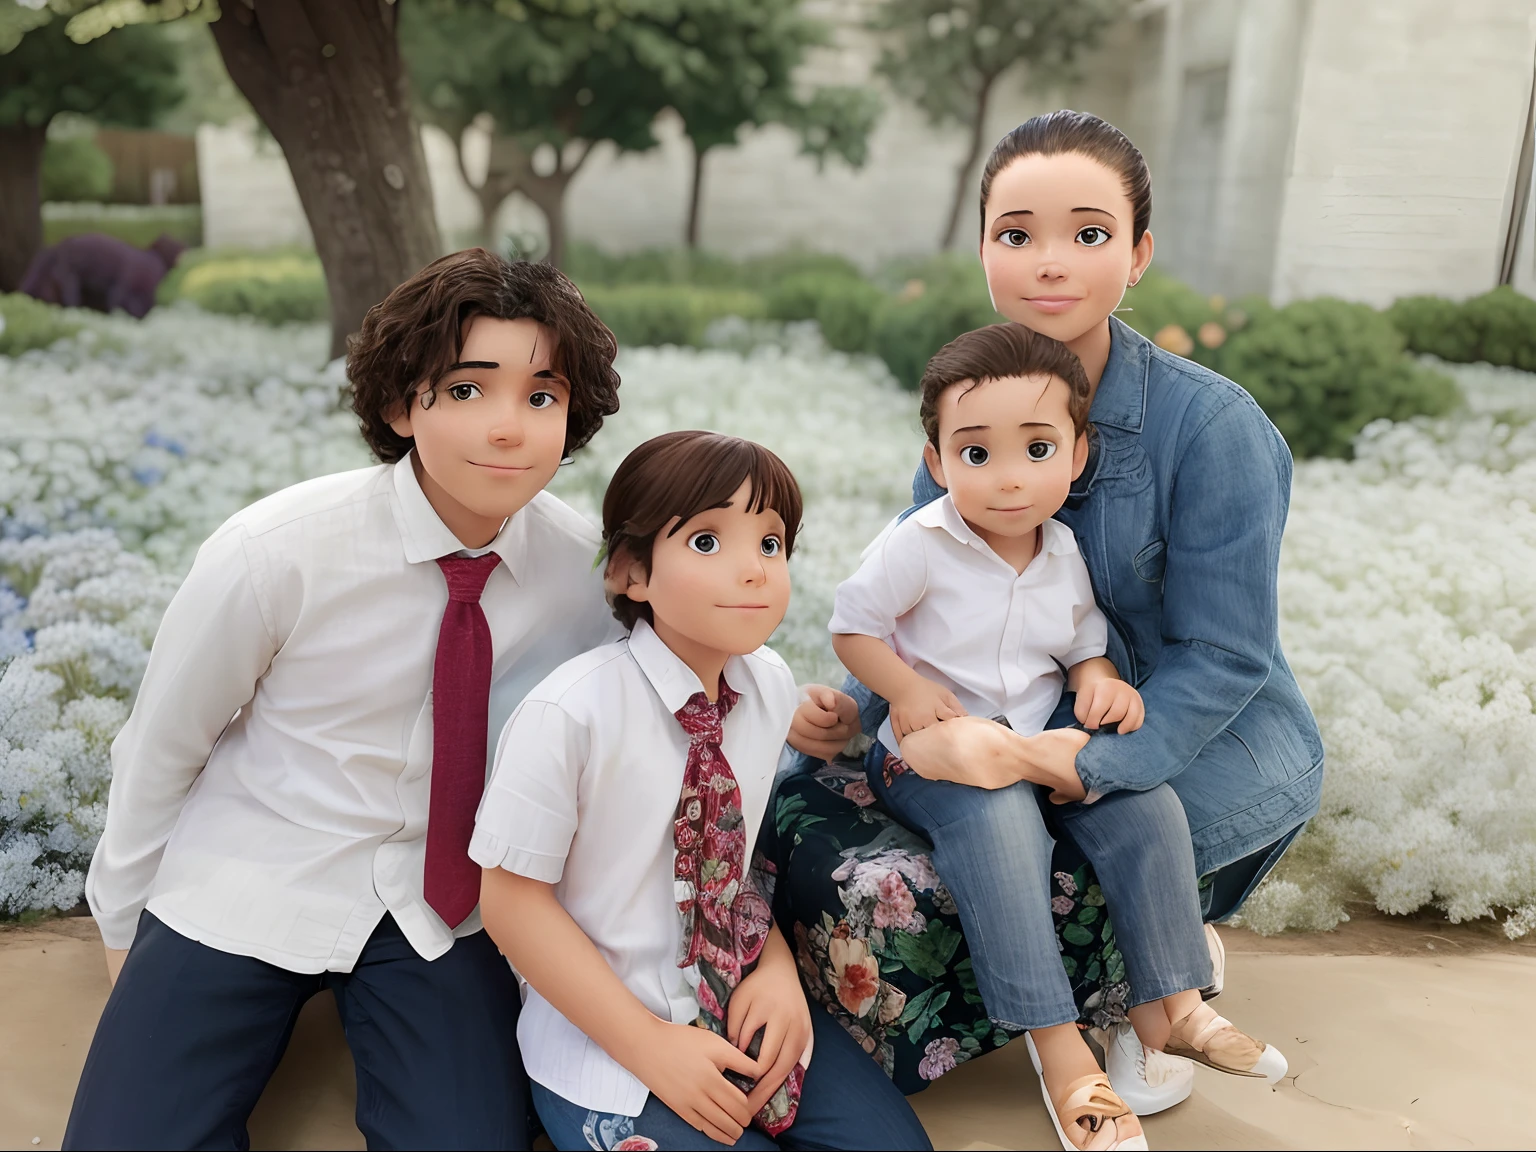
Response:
[209,0,442,360]
[940,74,997,250]
[519,171,573,270]
[482,134,592,270]
[686,141,709,249]
[0,123,48,293]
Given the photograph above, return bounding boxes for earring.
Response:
[559,455,575,466]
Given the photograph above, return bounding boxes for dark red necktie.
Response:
[424,552,501,928]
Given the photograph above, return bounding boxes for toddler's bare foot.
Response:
[1165,1002,1288,1084]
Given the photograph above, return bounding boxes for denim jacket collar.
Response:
[1090,318,1150,434]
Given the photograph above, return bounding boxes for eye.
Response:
[447,381,482,401]
[1076,226,1112,247]
[960,445,989,467]
[1027,440,1058,461]
[687,531,720,555]
[760,535,782,557]
[998,228,1030,248]
[528,390,557,409]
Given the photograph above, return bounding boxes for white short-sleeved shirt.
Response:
[829,494,1108,755]
[469,619,800,1116]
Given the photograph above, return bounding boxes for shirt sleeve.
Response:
[470,698,588,884]
[86,524,280,950]
[827,522,929,640]
[1075,398,1289,795]
[1061,553,1109,669]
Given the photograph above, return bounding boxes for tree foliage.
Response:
[870,0,1125,247]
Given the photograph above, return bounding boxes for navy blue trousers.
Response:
[64,912,528,1151]
[532,1006,932,1150]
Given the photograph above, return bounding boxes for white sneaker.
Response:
[1093,1024,1194,1116]
[1200,923,1225,1001]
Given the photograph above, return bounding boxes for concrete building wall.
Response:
[1269,0,1536,305]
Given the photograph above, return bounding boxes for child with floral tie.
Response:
[474,430,932,1151]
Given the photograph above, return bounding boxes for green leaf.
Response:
[1106,955,1126,984]
[1062,922,1094,947]
[1076,905,1099,926]
[1083,884,1106,907]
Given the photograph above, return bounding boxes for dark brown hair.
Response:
[919,323,1091,446]
[980,110,1152,245]
[601,430,804,630]
[346,249,621,464]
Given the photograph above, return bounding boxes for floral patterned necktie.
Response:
[673,679,802,1136]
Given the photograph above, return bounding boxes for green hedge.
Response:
[1218,298,1458,458]
[1389,286,1536,372]
[0,293,82,356]
[41,138,114,204]
[765,271,886,354]
[158,248,329,324]
[42,203,203,249]
[867,255,1002,390]
[565,242,863,291]
[579,283,766,348]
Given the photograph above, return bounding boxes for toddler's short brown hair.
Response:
[602,431,803,631]
[347,249,620,464]
[918,323,1091,447]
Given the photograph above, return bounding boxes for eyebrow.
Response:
[993,207,1118,221]
[445,360,498,371]
[949,421,1061,438]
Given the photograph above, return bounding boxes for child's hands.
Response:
[1074,677,1145,734]
[639,1020,761,1143]
[788,685,860,761]
[891,677,967,742]
[728,951,814,1115]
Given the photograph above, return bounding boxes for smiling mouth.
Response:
[1022,296,1082,313]
[718,604,770,610]
[471,462,532,474]
[990,505,1033,513]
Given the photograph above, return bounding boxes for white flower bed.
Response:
[2,310,1533,938]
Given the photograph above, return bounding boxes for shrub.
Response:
[40,138,115,203]
[1390,286,1536,372]
[161,250,329,325]
[42,203,203,249]
[0,293,81,356]
[579,284,766,347]
[1218,297,1459,458]
[766,272,887,354]
[870,267,1001,390]
[566,243,864,292]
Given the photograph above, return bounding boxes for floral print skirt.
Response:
[756,761,1128,1095]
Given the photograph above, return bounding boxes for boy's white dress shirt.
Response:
[86,453,618,972]
[829,493,1108,756]
[469,618,799,1116]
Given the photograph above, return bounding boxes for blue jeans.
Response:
[531,1006,931,1151]
[867,741,1211,1031]
[65,912,528,1151]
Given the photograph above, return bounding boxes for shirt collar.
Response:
[1090,317,1150,433]
[912,493,1078,558]
[390,452,527,581]
[627,617,744,717]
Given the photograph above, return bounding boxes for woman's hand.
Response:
[1074,678,1145,734]
[638,1019,762,1144]
[787,685,860,761]
[728,926,813,1115]
[890,678,967,742]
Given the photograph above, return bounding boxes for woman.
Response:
[800,109,1324,1130]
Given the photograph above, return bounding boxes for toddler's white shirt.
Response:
[829,494,1108,755]
[469,618,799,1116]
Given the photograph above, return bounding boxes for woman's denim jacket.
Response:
[838,317,1324,874]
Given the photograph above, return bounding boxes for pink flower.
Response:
[1051,895,1075,916]
[843,780,877,807]
[918,1036,962,1080]
[872,870,917,929]
[614,1138,658,1151]
[1054,870,1077,896]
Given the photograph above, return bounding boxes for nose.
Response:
[487,400,526,448]
[1035,257,1068,282]
[739,547,767,586]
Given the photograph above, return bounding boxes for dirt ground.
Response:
[2,909,1531,1151]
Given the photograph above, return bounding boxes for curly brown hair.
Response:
[919,322,1092,447]
[601,431,804,631]
[346,249,621,464]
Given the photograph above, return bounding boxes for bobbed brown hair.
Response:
[980,110,1152,245]
[919,323,1092,446]
[346,249,620,464]
[602,430,803,631]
